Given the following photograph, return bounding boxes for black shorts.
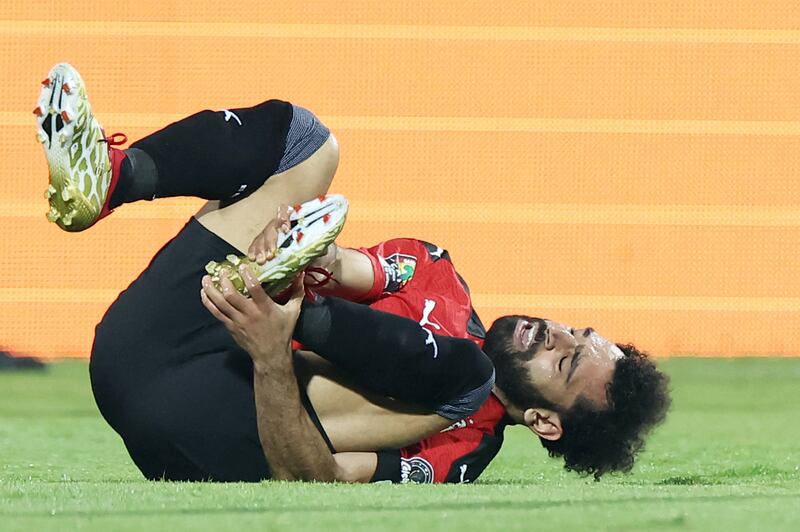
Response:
[91,219,270,481]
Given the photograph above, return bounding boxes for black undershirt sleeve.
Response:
[294,295,494,409]
[370,451,402,483]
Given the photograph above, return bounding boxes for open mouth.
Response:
[513,319,538,351]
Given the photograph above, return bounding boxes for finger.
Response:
[262,227,280,263]
[200,288,235,328]
[254,233,270,264]
[248,229,265,260]
[277,204,291,222]
[278,204,292,233]
[218,274,253,313]
[249,216,281,261]
[250,228,272,262]
[284,273,307,313]
[202,275,245,321]
[240,265,269,307]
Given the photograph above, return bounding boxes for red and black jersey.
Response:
[353,238,511,484]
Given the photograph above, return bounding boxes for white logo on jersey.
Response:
[429,246,444,259]
[459,464,470,483]
[222,109,242,126]
[419,299,441,358]
[441,419,468,433]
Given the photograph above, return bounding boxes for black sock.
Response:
[294,296,494,408]
[126,101,293,203]
[109,148,158,209]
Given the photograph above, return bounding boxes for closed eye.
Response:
[566,345,584,383]
[558,356,567,371]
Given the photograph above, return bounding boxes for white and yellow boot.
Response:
[206,194,349,297]
[35,62,126,231]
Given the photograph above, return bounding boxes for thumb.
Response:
[284,272,306,312]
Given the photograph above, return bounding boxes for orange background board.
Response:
[2,2,800,358]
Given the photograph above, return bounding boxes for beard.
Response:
[483,315,557,411]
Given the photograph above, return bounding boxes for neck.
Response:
[491,386,525,425]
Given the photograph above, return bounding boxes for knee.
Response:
[326,133,339,177]
[325,132,340,171]
[275,104,339,179]
[309,133,339,194]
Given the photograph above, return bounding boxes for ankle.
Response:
[109,147,157,208]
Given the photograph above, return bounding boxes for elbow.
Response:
[331,462,362,483]
[269,467,300,482]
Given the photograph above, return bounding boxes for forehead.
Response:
[584,331,624,360]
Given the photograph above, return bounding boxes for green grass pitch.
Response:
[1,358,798,531]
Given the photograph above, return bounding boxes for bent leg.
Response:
[91,219,290,481]
[120,100,294,202]
[91,103,338,480]
[113,101,338,251]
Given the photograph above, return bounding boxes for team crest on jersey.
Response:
[379,253,418,292]
[400,457,434,484]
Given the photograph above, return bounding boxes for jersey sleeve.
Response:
[353,239,432,303]
[370,428,502,484]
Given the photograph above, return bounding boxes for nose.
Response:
[545,326,577,350]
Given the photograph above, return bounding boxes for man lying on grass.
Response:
[39,62,670,484]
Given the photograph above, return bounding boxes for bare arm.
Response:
[200,264,376,482]
[305,244,375,299]
[251,329,339,480]
[253,344,378,481]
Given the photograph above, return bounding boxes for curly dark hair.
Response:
[540,343,671,480]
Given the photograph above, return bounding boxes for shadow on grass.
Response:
[656,475,719,485]
[656,465,795,485]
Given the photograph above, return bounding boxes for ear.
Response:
[523,408,563,441]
